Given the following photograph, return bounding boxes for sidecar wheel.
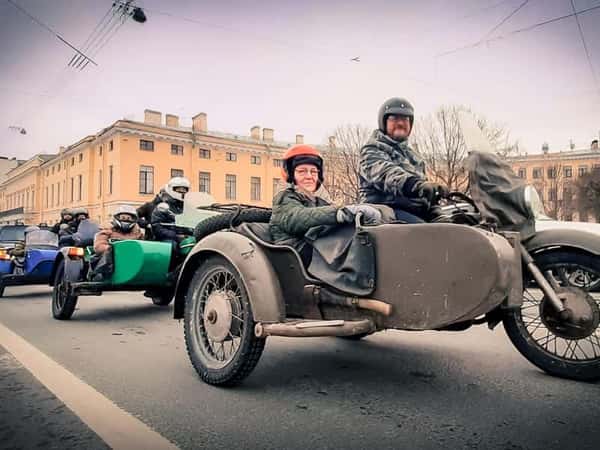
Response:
[52,261,78,320]
[151,289,173,306]
[503,250,600,381]
[184,255,266,386]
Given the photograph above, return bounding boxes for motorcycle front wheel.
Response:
[503,249,600,381]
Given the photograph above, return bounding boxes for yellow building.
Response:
[509,144,600,221]
[0,109,304,226]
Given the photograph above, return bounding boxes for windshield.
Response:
[25,230,59,247]
[176,192,221,228]
[0,227,25,242]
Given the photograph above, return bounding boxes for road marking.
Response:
[0,322,179,450]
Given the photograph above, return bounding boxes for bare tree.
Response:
[411,105,519,191]
[321,124,371,204]
[576,168,600,221]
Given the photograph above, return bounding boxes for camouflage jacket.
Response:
[269,186,338,251]
[359,130,427,213]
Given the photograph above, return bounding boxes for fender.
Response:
[525,228,600,256]
[173,231,285,322]
[49,248,84,286]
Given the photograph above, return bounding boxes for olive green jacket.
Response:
[269,187,338,251]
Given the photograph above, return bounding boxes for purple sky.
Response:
[1,0,599,160]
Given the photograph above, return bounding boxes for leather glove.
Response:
[336,204,383,225]
[412,181,449,205]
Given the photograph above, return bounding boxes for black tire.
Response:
[52,260,79,320]
[151,290,173,306]
[194,209,271,241]
[503,250,600,381]
[0,283,5,298]
[184,255,266,386]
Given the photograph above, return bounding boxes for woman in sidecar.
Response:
[175,135,600,386]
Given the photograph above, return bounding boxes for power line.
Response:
[6,0,98,67]
[478,0,529,43]
[569,0,600,99]
[436,3,600,58]
[68,3,117,67]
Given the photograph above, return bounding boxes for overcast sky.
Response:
[1,0,599,160]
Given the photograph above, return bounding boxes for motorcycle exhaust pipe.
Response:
[255,318,375,338]
[305,286,393,316]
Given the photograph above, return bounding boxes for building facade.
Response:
[509,145,600,221]
[0,109,303,226]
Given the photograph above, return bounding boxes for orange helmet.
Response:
[281,144,324,187]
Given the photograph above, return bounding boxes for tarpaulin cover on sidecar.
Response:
[305,223,376,297]
[466,151,535,239]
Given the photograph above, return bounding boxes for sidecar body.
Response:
[175,221,522,332]
[0,229,59,297]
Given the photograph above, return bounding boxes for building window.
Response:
[564,166,572,178]
[199,172,211,194]
[548,188,557,201]
[57,183,61,205]
[78,175,83,201]
[273,177,282,194]
[273,158,284,168]
[57,164,60,172]
[171,144,184,155]
[98,170,102,197]
[99,145,103,156]
[139,166,154,194]
[70,178,74,202]
[45,187,48,207]
[532,168,542,179]
[79,153,83,162]
[226,152,237,162]
[51,166,54,174]
[251,155,261,165]
[71,157,75,166]
[171,168,184,178]
[579,166,588,177]
[199,148,211,159]
[51,184,54,206]
[563,187,573,202]
[251,177,261,201]
[140,139,154,151]
[109,140,113,151]
[547,167,556,179]
[109,165,113,195]
[225,174,236,200]
[46,169,49,176]
[518,168,526,178]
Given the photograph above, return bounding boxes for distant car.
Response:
[0,224,26,251]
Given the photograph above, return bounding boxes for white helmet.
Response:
[165,177,190,201]
[112,205,138,232]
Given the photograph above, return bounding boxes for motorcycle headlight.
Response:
[524,185,547,219]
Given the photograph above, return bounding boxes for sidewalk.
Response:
[0,345,109,450]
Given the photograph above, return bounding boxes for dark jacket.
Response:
[137,193,163,227]
[359,130,428,214]
[269,186,338,257]
[151,197,184,242]
[51,219,68,234]
[94,224,144,254]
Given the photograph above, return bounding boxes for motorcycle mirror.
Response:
[457,110,494,154]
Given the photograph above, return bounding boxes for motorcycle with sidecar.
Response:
[50,194,222,320]
[172,115,600,386]
[0,229,59,297]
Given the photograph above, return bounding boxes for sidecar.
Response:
[50,193,220,320]
[0,229,59,297]
[174,210,523,386]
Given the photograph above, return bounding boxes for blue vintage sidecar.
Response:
[0,229,59,297]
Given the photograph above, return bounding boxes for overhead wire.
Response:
[69,3,118,67]
[569,0,600,100]
[5,0,97,67]
[436,3,600,58]
[477,0,529,43]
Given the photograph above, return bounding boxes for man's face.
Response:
[385,114,411,140]
[294,163,319,193]
[63,214,73,222]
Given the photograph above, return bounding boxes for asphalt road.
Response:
[1,285,599,450]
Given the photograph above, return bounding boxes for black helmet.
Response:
[378,97,414,133]
[112,205,138,233]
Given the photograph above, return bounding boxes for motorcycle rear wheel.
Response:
[503,249,600,381]
[52,260,79,320]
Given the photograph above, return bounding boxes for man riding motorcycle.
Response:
[151,176,191,245]
[359,97,449,222]
[51,208,74,234]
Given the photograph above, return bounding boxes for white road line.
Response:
[0,322,179,450]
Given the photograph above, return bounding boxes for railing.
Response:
[0,207,24,218]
